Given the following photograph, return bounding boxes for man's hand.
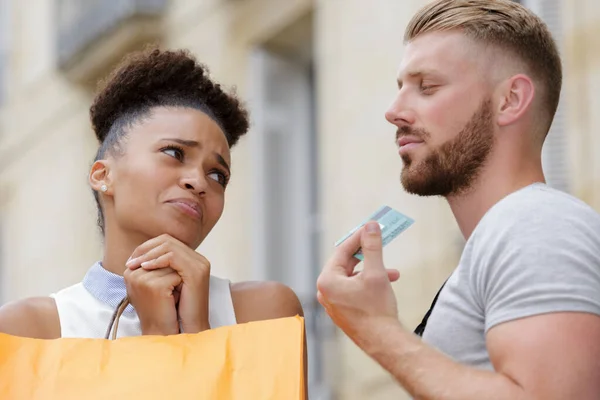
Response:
[126,234,211,334]
[317,221,400,343]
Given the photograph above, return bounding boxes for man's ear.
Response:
[89,160,113,195]
[496,73,535,127]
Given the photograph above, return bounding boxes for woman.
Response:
[0,48,304,339]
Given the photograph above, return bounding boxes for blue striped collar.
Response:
[82,262,136,316]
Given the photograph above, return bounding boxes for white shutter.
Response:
[249,47,331,400]
[520,0,570,192]
[248,48,317,294]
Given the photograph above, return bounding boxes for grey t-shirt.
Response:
[422,183,600,370]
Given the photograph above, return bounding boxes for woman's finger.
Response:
[127,234,186,268]
[127,242,169,270]
[127,236,167,263]
[140,252,174,271]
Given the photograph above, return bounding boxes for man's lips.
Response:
[167,199,202,220]
[397,136,425,154]
[397,136,425,147]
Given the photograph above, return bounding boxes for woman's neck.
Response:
[101,225,150,276]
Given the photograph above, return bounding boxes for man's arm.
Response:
[360,311,600,400]
[317,221,600,400]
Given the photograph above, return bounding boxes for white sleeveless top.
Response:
[50,262,237,339]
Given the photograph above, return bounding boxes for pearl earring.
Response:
[100,184,108,193]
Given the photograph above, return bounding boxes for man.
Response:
[316,1,600,399]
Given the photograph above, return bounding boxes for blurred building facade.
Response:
[0,0,598,399]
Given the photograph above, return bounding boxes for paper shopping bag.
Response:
[0,315,305,400]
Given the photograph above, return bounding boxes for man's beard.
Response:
[399,99,495,197]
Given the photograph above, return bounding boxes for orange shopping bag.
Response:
[0,315,305,400]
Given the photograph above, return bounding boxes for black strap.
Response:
[414,280,447,337]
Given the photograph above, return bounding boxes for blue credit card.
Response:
[334,205,414,260]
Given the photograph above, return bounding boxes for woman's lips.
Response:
[167,199,202,220]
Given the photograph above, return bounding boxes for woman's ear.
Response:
[89,160,113,195]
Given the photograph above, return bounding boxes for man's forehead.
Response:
[398,31,481,77]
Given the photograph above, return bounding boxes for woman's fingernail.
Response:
[141,261,151,268]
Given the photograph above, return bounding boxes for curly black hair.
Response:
[90,47,250,235]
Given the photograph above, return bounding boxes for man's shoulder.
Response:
[461,183,600,278]
[476,183,600,242]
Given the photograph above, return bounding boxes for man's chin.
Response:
[401,179,428,196]
[400,170,422,195]
[400,170,441,197]
[400,154,413,166]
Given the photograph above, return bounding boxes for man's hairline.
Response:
[403,29,550,140]
[403,30,529,91]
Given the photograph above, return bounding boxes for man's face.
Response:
[385,31,496,197]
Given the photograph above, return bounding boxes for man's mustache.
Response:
[396,126,430,142]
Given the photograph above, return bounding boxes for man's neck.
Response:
[446,154,545,240]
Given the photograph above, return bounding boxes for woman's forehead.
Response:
[128,107,230,155]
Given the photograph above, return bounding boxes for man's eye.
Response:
[420,84,437,94]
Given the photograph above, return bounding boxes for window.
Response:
[519,0,570,192]
[0,0,9,106]
[249,13,332,399]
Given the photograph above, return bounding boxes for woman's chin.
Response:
[165,227,205,249]
[135,218,207,248]
[136,223,201,248]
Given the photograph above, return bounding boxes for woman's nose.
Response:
[180,173,207,195]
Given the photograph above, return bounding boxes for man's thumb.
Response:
[361,221,384,270]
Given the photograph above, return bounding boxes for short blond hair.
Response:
[405,0,562,135]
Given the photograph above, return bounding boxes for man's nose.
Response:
[385,90,416,127]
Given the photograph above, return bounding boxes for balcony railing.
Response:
[55,0,167,80]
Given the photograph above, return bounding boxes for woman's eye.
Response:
[208,171,228,187]
[162,146,184,161]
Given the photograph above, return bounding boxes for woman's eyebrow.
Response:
[214,153,231,175]
[159,138,230,172]
[159,138,200,147]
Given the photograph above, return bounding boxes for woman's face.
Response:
[99,106,231,249]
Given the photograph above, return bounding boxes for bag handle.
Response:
[105,296,130,340]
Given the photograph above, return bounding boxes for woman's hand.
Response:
[126,234,211,334]
[123,266,182,335]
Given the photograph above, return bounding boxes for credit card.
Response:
[334,205,414,260]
